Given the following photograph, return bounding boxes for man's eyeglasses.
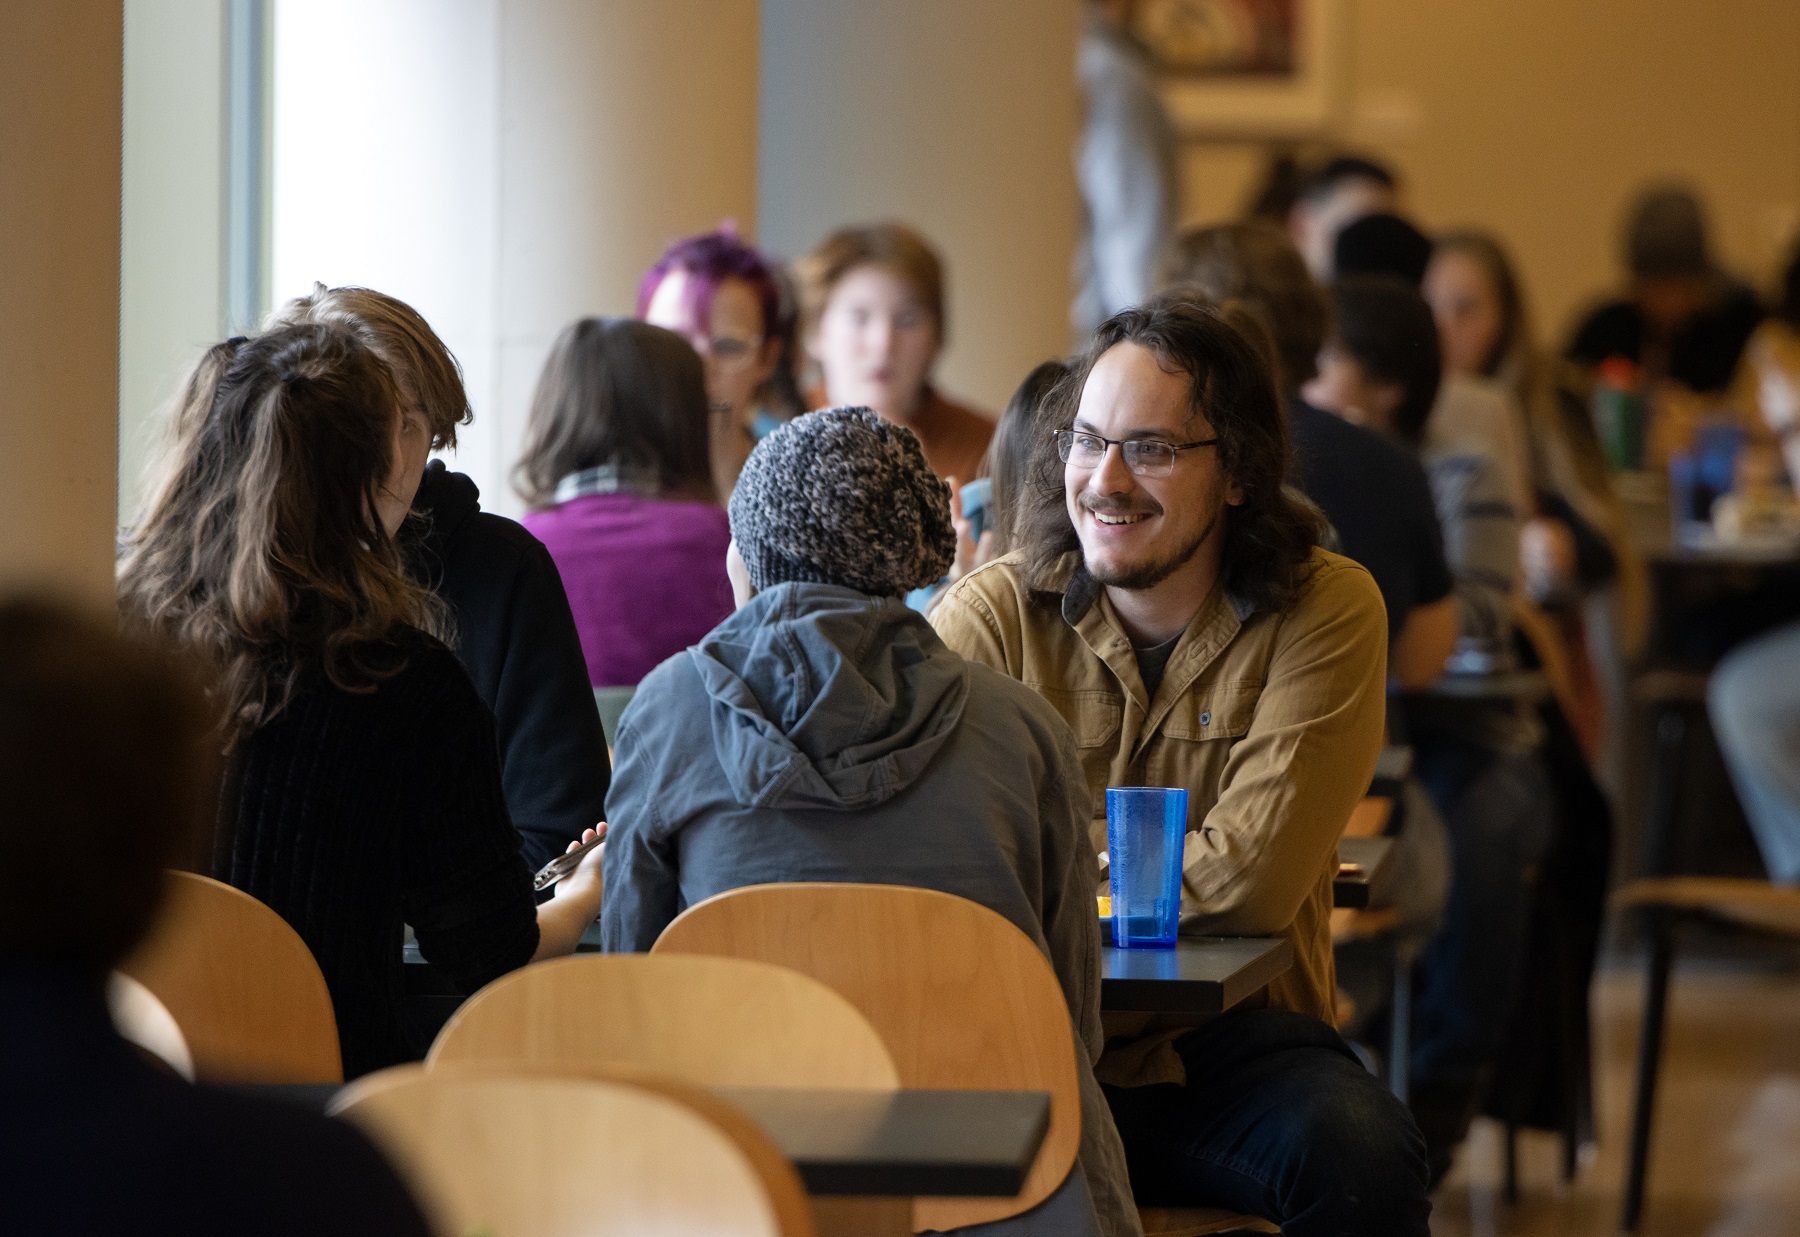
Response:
[1055,429,1219,478]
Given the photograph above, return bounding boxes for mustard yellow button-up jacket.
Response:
[932,547,1388,1086]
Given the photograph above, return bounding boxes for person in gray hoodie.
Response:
[600,406,1142,1237]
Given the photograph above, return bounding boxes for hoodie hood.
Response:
[689,582,967,812]
[406,461,481,584]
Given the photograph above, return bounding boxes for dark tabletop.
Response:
[232,1083,1048,1198]
[1335,835,1396,910]
[1099,935,1293,1014]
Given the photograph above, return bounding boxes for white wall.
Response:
[758,0,1083,415]
[272,0,503,500]
[119,0,227,528]
[270,0,758,519]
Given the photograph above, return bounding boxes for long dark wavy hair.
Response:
[119,324,447,742]
[1015,300,1325,615]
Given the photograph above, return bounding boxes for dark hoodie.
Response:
[408,462,609,870]
[601,582,1139,1237]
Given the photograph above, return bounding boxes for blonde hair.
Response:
[795,222,947,339]
[119,325,447,741]
[269,283,472,450]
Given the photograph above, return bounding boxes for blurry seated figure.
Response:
[1287,153,1398,282]
[1427,232,1649,753]
[1730,237,1800,492]
[119,327,606,1078]
[1168,221,1458,693]
[273,285,608,871]
[601,408,1136,1237]
[797,222,993,488]
[1307,277,1553,1182]
[515,318,735,689]
[1567,185,1764,463]
[639,227,804,496]
[1332,211,1536,517]
[934,302,1431,1236]
[0,598,430,1236]
[1074,0,1180,336]
[1711,622,1800,883]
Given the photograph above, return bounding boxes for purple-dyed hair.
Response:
[636,225,782,344]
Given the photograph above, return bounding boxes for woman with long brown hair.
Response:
[119,324,604,1078]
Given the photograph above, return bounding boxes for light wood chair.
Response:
[118,871,341,1083]
[106,972,194,1080]
[427,952,898,1088]
[652,882,1085,1231]
[333,1063,815,1237]
[429,953,906,1237]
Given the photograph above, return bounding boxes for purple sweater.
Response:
[522,493,734,688]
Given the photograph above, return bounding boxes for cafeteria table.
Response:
[236,1082,1049,1199]
[1099,934,1293,1015]
[1335,834,1396,909]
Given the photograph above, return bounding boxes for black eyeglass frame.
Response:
[1054,429,1220,477]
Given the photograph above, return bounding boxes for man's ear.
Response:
[1225,480,1247,507]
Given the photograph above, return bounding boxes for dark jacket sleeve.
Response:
[599,701,684,953]
[397,656,540,995]
[484,533,612,869]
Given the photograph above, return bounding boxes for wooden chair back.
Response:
[652,882,1080,1231]
[333,1063,815,1237]
[428,952,899,1089]
[118,871,341,1083]
[106,972,194,1080]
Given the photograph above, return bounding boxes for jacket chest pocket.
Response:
[1032,685,1122,751]
[1159,681,1260,742]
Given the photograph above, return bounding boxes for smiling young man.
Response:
[932,301,1431,1235]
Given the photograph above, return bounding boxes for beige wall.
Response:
[0,1,123,604]
[759,0,1082,415]
[1182,0,1800,345]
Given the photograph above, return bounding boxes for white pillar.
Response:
[758,0,1083,414]
[0,1,124,604]
[271,0,759,519]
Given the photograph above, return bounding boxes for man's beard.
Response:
[1086,507,1221,592]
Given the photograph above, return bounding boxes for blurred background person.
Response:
[1426,231,1649,763]
[515,317,733,690]
[638,226,803,497]
[1731,236,1800,489]
[1288,154,1399,282]
[1169,220,1459,693]
[1074,0,1180,336]
[0,597,431,1236]
[797,221,993,488]
[1307,275,1553,1184]
[272,284,608,872]
[1567,184,1765,466]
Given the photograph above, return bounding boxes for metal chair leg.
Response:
[1621,909,1676,1233]
[1388,944,1411,1103]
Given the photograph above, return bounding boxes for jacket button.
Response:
[1200,711,1212,726]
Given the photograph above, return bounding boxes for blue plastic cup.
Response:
[1105,787,1188,949]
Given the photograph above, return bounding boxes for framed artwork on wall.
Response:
[1133,0,1347,138]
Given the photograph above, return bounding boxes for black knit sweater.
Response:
[213,630,539,1077]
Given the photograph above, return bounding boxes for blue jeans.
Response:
[1710,622,1800,883]
[1102,1007,1431,1236]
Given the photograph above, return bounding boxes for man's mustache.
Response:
[1078,494,1162,518]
